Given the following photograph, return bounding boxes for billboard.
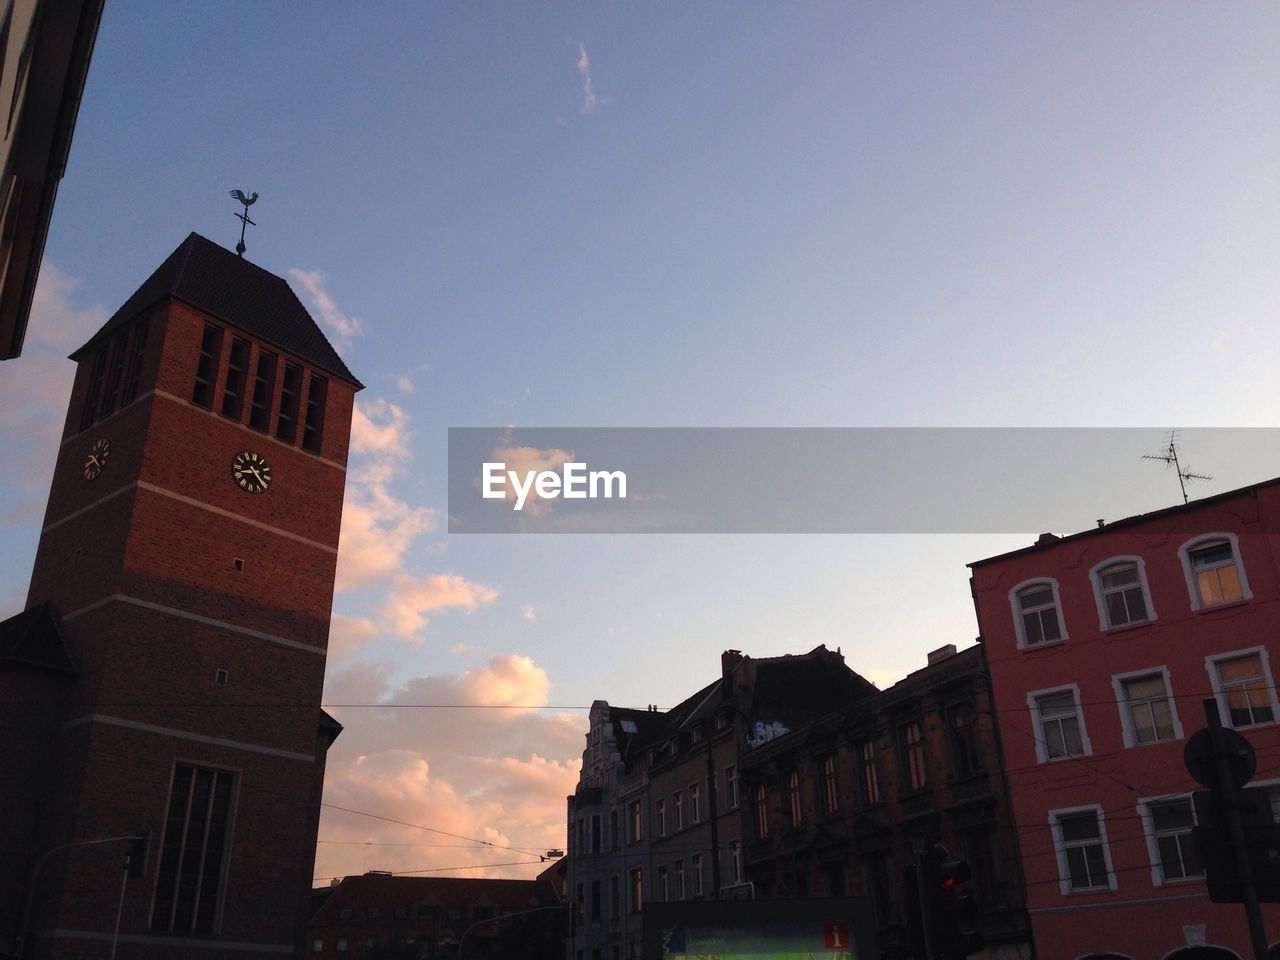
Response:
[643,898,879,960]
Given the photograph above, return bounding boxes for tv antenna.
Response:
[1142,431,1212,504]
[228,189,258,256]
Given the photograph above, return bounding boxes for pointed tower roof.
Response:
[71,232,363,388]
[0,601,78,674]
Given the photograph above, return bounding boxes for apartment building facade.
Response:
[969,478,1280,958]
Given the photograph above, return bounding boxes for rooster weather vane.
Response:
[229,189,258,256]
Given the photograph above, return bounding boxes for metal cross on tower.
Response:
[229,189,258,256]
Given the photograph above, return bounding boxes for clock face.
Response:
[83,438,110,480]
[231,450,272,494]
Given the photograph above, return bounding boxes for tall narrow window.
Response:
[692,854,704,896]
[591,879,601,920]
[100,332,129,418]
[656,798,666,837]
[151,764,235,933]
[689,783,701,823]
[192,325,223,408]
[902,722,927,791]
[859,739,880,805]
[220,338,250,420]
[1033,690,1087,760]
[1053,808,1112,891]
[276,361,302,441]
[788,771,802,827]
[755,783,769,839]
[79,344,109,430]
[949,703,981,777]
[629,867,643,913]
[610,875,619,918]
[1145,797,1201,883]
[121,318,150,406]
[674,860,685,900]
[673,792,683,830]
[725,764,739,808]
[822,755,839,814]
[657,865,668,901]
[729,840,743,884]
[629,800,642,843]
[302,373,327,453]
[248,350,277,432]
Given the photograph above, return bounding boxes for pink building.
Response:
[969,477,1280,959]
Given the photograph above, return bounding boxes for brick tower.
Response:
[0,233,362,958]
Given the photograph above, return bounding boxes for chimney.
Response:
[722,650,744,677]
[1035,532,1060,545]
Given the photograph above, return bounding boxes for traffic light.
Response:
[907,845,984,960]
[125,833,148,879]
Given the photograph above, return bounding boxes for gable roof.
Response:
[71,232,362,388]
[0,602,78,674]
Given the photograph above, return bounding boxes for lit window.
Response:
[1052,808,1113,891]
[629,801,642,843]
[629,867,643,912]
[755,783,769,839]
[822,755,838,813]
[902,722,927,791]
[1212,652,1276,728]
[1032,688,1089,761]
[1092,559,1152,628]
[1012,581,1065,647]
[1117,673,1177,745]
[151,764,235,932]
[1144,797,1201,883]
[788,771,802,827]
[859,739,880,804]
[1180,535,1251,610]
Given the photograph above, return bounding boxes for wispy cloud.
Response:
[576,43,599,114]
[288,268,363,350]
[520,603,537,623]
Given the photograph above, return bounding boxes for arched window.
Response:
[1089,557,1155,630]
[1010,579,1066,648]
[1179,534,1251,611]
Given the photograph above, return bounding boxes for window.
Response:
[276,361,302,442]
[336,938,348,953]
[674,859,685,899]
[121,317,149,406]
[690,783,701,823]
[629,867,643,912]
[902,722,927,791]
[1210,650,1276,728]
[656,798,666,837]
[725,764,739,808]
[151,764,235,933]
[692,854,704,896]
[1011,579,1065,648]
[312,940,323,953]
[1031,687,1090,762]
[729,840,743,884]
[657,865,669,900]
[610,809,619,849]
[629,800,642,842]
[80,344,109,430]
[1091,558,1154,629]
[822,755,838,814]
[961,828,997,902]
[592,814,601,852]
[366,907,379,919]
[192,325,223,409]
[859,739,880,804]
[1180,534,1252,610]
[755,783,769,839]
[1114,670,1179,746]
[220,338,250,420]
[949,703,981,777]
[673,791,683,830]
[610,874,620,917]
[1142,796,1201,883]
[591,879,601,920]
[338,907,353,920]
[1052,807,1114,892]
[248,349,277,432]
[303,373,328,453]
[788,770,802,827]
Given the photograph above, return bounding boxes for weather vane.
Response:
[229,189,258,256]
[1142,430,1212,505]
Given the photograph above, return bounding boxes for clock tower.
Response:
[0,233,362,958]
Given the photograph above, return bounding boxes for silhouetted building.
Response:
[0,233,361,957]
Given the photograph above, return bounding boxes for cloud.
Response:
[450,643,474,657]
[317,656,585,880]
[576,43,599,114]
[288,268,363,349]
[520,603,536,623]
[379,572,499,641]
[484,444,575,517]
[328,613,379,660]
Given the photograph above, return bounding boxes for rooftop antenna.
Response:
[1142,430,1212,504]
[228,189,258,256]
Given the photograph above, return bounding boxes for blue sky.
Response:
[2,3,1278,880]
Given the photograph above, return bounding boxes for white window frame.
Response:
[1137,792,1201,886]
[1088,556,1157,631]
[1206,645,1279,730]
[1178,532,1252,612]
[689,782,701,823]
[1028,683,1092,764]
[673,791,683,830]
[1049,804,1117,895]
[725,764,739,808]
[1111,666,1183,748]
[656,798,666,837]
[1009,577,1069,650]
[692,853,704,896]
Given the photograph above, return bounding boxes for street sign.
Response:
[1184,726,1255,789]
